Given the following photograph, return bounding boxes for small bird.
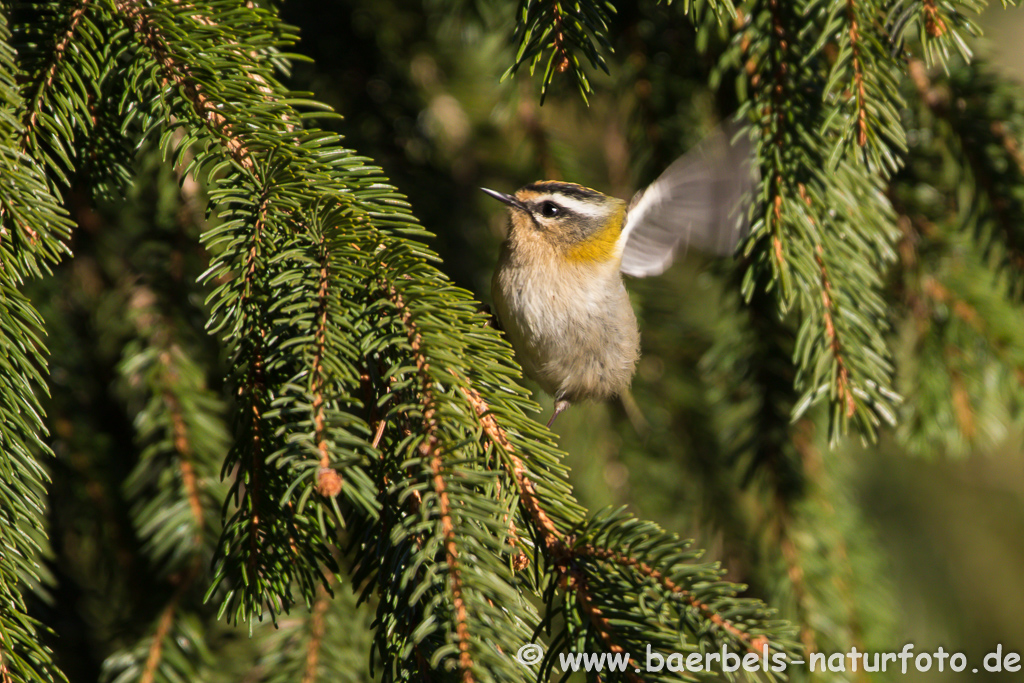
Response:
[483,124,755,427]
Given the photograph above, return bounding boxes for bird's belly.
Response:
[492,262,640,403]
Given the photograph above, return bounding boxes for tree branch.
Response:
[112,0,255,171]
[386,281,476,682]
[312,238,342,498]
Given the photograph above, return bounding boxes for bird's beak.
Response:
[480,187,527,212]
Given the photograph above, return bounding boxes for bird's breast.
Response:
[491,245,640,402]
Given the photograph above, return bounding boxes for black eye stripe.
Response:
[521,182,602,201]
[532,199,573,218]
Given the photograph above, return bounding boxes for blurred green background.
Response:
[276,0,1024,678]
[31,0,1024,679]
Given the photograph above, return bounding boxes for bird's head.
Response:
[482,182,627,265]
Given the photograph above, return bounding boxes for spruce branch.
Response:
[815,0,906,175]
[112,0,256,171]
[814,230,856,420]
[891,203,1024,454]
[457,383,567,554]
[19,0,90,152]
[311,237,343,499]
[847,1,869,149]
[888,0,984,67]
[775,424,881,668]
[429,451,475,682]
[691,288,880,663]
[505,0,615,103]
[570,575,644,683]
[301,583,332,683]
[13,0,103,198]
[742,0,812,293]
[12,0,1020,676]
[890,54,1024,453]
[120,285,227,576]
[101,577,213,683]
[573,542,774,655]
[384,278,477,680]
[0,10,75,683]
[138,578,190,683]
[733,0,900,442]
[355,271,540,681]
[459,385,798,681]
[906,57,1024,292]
[778,529,817,655]
[172,405,206,538]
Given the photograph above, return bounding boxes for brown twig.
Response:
[573,544,770,656]
[113,0,255,171]
[140,597,179,683]
[387,282,476,683]
[128,286,207,546]
[921,0,948,38]
[140,572,195,683]
[550,2,571,74]
[237,197,271,575]
[815,243,855,417]
[458,382,777,663]
[571,571,644,683]
[301,582,332,683]
[847,0,868,147]
[163,389,205,545]
[311,239,342,498]
[20,1,90,155]
[429,451,475,682]
[797,184,855,418]
[763,0,791,276]
[457,384,566,555]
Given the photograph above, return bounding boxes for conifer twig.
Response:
[20,0,90,153]
[571,572,643,683]
[457,384,566,553]
[387,282,476,682]
[140,569,196,683]
[140,595,179,683]
[458,381,780,664]
[301,583,331,683]
[765,0,792,275]
[574,544,771,656]
[814,242,855,418]
[847,0,868,148]
[164,389,205,545]
[312,239,342,497]
[113,0,255,171]
[908,58,1024,273]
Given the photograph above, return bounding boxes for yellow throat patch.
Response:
[564,204,626,264]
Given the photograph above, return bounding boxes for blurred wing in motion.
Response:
[617,123,757,278]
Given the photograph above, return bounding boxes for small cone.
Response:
[316,467,343,497]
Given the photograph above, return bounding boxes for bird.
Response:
[482,123,755,428]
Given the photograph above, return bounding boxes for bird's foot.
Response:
[546,400,571,428]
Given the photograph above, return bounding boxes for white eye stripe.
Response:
[534,194,604,219]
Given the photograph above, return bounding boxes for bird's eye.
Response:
[539,201,561,218]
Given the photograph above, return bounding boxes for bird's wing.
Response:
[617,123,756,278]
